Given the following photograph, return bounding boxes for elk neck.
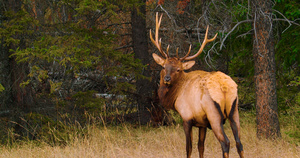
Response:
[158,71,187,110]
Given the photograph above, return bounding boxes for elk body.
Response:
[150,13,244,158]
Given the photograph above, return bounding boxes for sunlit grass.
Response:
[0,110,299,158]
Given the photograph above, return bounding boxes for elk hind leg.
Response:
[229,98,244,158]
[198,127,207,158]
[183,120,193,158]
[211,123,230,158]
[209,101,230,158]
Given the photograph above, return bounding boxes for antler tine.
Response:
[183,25,217,61]
[149,12,168,58]
[179,45,192,61]
[176,47,179,58]
[166,45,170,56]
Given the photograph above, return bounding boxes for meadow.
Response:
[0,109,299,158]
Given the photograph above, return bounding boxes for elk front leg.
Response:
[183,120,193,158]
[198,127,207,158]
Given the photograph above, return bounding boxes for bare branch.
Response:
[273,18,300,26]
[273,9,300,33]
[236,29,253,38]
[158,5,172,20]
[219,19,252,50]
[154,4,180,29]
[273,9,291,28]
[115,45,133,51]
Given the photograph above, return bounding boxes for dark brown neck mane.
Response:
[158,72,186,110]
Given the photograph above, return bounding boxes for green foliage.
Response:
[275,26,300,70]
[276,69,299,120]
[236,78,256,110]
[223,25,253,77]
[0,84,4,92]
[220,0,299,111]
[275,1,300,110]
[289,76,300,106]
[74,0,118,17]
[274,0,300,79]
[274,0,300,20]
[0,0,146,145]
[280,105,300,145]
[224,1,253,77]
[2,90,106,146]
[229,0,250,21]
[72,90,105,114]
[0,10,37,46]
[2,0,146,97]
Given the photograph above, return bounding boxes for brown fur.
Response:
[158,70,237,115]
[153,55,244,158]
[158,71,184,110]
[150,12,243,158]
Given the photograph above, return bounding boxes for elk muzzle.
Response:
[164,75,171,85]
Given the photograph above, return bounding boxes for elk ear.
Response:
[182,61,195,70]
[152,53,165,66]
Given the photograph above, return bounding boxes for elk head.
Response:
[150,13,217,85]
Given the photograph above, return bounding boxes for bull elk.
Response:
[150,13,244,158]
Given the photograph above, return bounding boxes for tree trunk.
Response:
[131,1,153,124]
[251,0,281,139]
[131,2,175,126]
[0,40,13,108]
[0,0,34,110]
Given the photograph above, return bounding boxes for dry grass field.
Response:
[0,111,299,158]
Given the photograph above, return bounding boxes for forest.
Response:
[0,0,299,157]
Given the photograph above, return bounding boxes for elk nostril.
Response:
[164,76,171,82]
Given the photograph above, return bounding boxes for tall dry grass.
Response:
[0,112,299,158]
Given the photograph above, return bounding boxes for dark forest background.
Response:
[0,0,299,145]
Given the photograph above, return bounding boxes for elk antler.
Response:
[179,45,192,61]
[180,26,218,61]
[150,12,169,58]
